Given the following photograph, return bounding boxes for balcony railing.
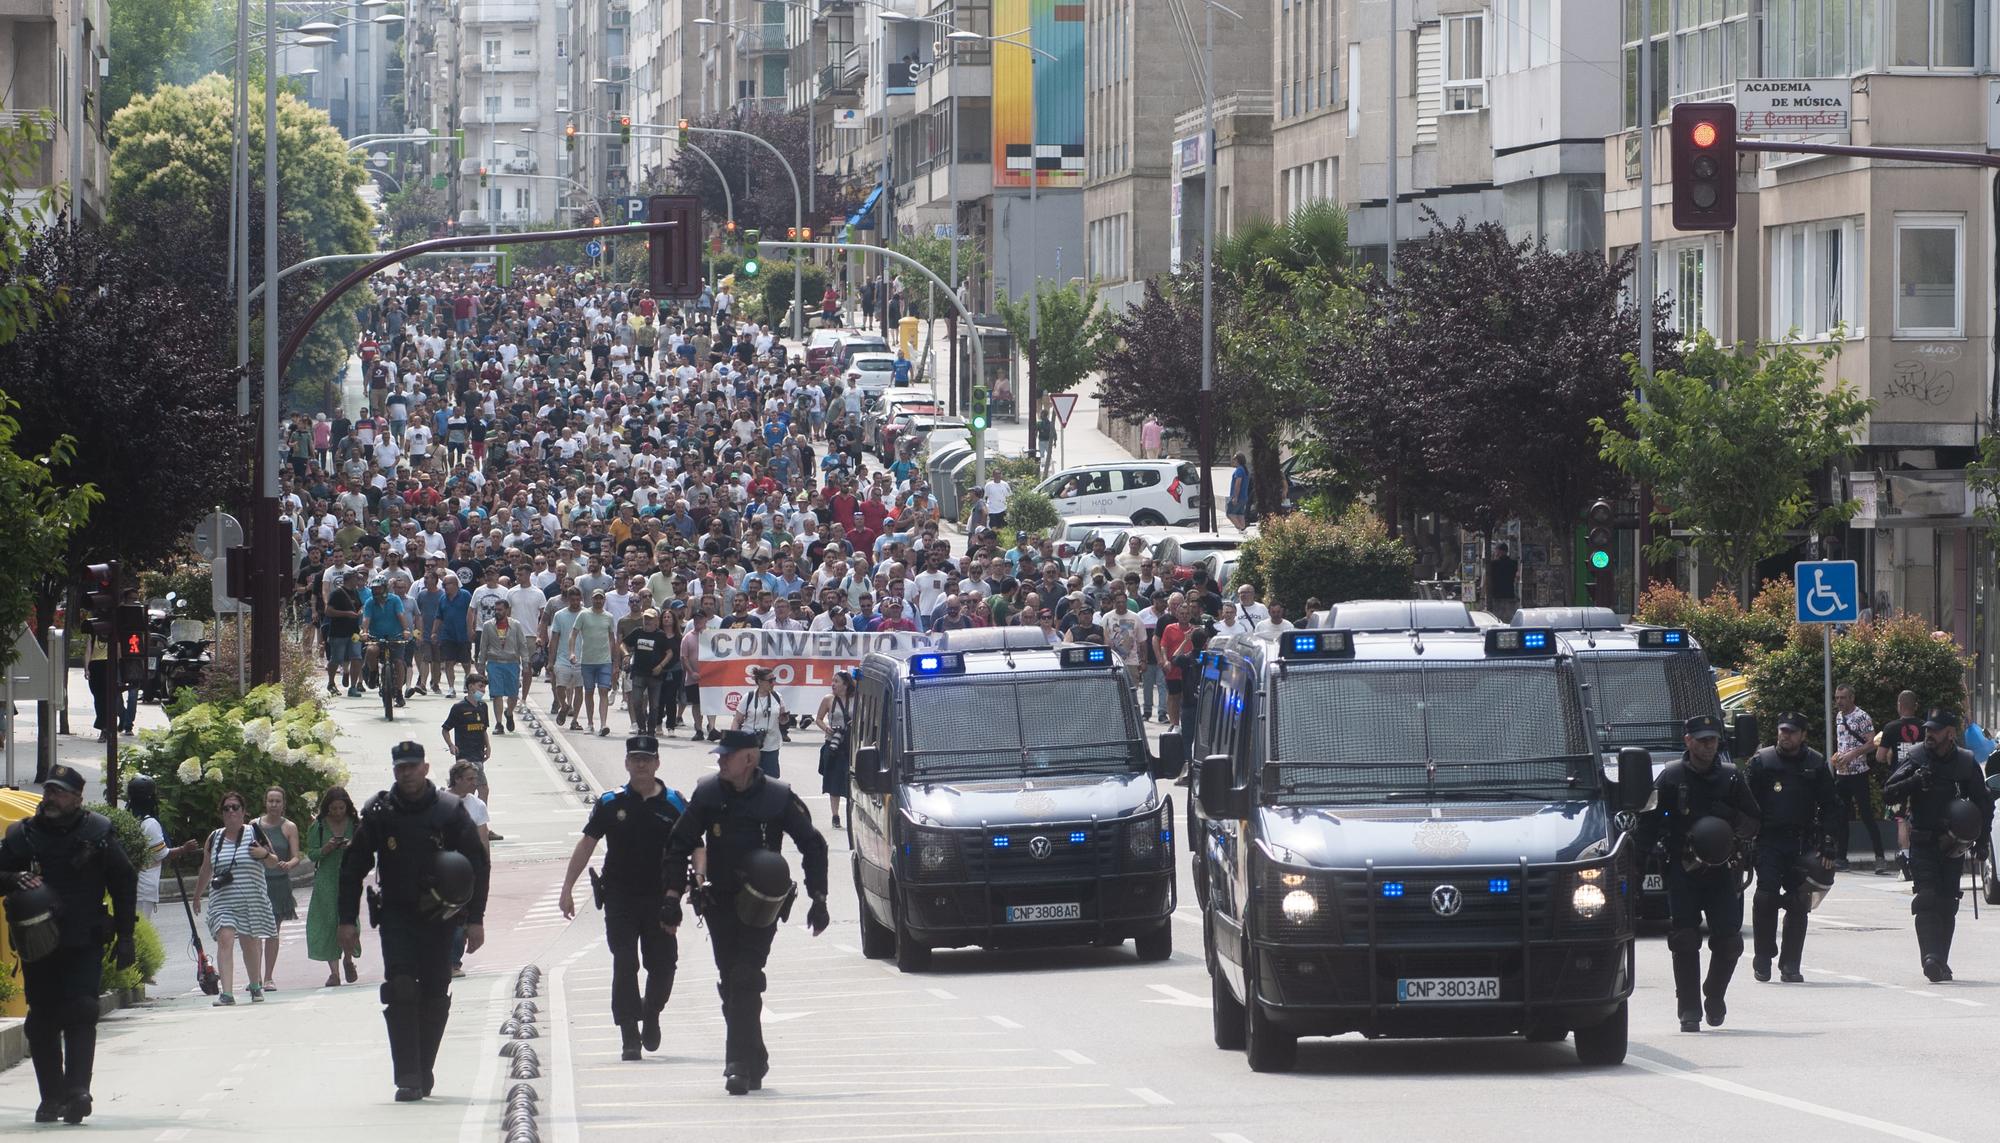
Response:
[462,2,540,24]
[734,22,787,55]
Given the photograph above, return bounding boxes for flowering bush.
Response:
[126,684,347,845]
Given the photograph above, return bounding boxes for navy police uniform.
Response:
[0,766,137,1123]
[581,735,690,1055]
[1881,710,1995,981]
[337,742,491,1101]
[662,729,829,1092]
[1633,715,1761,1031]
[1746,713,1839,982]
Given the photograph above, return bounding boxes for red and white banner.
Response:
[695,629,938,717]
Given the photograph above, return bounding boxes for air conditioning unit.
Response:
[503,157,538,174]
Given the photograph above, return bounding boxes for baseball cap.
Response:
[1775,711,1811,732]
[1683,714,1723,740]
[1923,708,1961,730]
[391,741,427,766]
[43,764,85,795]
[710,728,763,755]
[642,608,660,618]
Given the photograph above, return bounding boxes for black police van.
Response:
[1513,607,1753,921]
[1189,601,1653,1070]
[847,626,1187,971]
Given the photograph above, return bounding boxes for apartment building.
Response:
[0,0,109,222]
[631,0,703,177]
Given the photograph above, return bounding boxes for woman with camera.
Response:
[193,791,281,1006]
[305,787,362,987]
[814,671,855,828]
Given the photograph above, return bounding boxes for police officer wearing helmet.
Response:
[661,727,829,1094]
[1881,709,1994,982]
[1632,715,1761,1033]
[337,741,491,1102]
[0,765,138,1124]
[558,734,698,1060]
[1746,712,1839,984]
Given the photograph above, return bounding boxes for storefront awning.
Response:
[847,184,885,228]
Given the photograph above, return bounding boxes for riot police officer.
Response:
[1633,715,1761,1032]
[0,764,137,1124]
[558,734,694,1060]
[661,728,830,1094]
[1881,709,1994,982]
[337,741,491,1102]
[1746,712,1839,983]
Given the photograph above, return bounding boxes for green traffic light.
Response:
[971,415,987,431]
[742,259,760,277]
[1590,550,1610,570]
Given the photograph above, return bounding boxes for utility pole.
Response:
[1385,0,1398,281]
[1636,0,1657,596]
[1197,0,1216,531]
[251,0,283,683]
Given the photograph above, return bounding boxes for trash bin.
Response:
[0,786,42,1016]
[898,315,921,361]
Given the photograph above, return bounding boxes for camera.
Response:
[212,869,236,890]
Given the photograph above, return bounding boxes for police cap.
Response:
[626,734,660,758]
[391,741,427,766]
[42,764,85,795]
[711,728,763,756]
[1683,715,1723,740]
[1775,711,1810,732]
[1923,708,1961,731]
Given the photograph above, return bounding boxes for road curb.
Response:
[0,986,146,1075]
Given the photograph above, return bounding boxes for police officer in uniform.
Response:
[1881,709,1994,982]
[1746,712,1839,983]
[558,734,696,1060]
[1633,715,1761,1032]
[0,765,137,1124]
[337,742,492,1101]
[661,728,830,1094]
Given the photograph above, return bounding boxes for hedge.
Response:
[1745,613,1969,755]
[1233,505,1415,617]
[1633,579,1793,673]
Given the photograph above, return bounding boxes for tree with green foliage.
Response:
[891,233,984,320]
[0,392,98,668]
[1746,613,1968,756]
[109,75,374,409]
[758,260,830,327]
[105,0,223,116]
[1596,333,1871,603]
[1233,505,1416,616]
[994,281,1114,400]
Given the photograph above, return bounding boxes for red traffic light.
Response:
[1670,102,1737,232]
[1690,120,1719,149]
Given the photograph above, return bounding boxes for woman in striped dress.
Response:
[193,790,280,1006]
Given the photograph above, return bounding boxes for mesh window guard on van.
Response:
[1266,661,1592,804]
[906,676,1141,777]
[1580,651,1718,748]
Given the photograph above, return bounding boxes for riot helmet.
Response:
[420,849,477,921]
[4,882,62,963]
[1793,852,1836,911]
[1940,798,1985,859]
[1682,815,1737,871]
[734,848,795,928]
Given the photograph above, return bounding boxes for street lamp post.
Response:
[649,117,804,340]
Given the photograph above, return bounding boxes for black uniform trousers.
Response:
[378,913,457,1091]
[1908,839,1965,968]
[1664,864,1744,1013]
[605,894,678,1027]
[21,945,105,1106]
[1752,834,1810,970]
[704,906,779,1077]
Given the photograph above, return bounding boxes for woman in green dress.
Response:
[305,786,362,986]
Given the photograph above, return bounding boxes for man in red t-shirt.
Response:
[1157,599,1200,728]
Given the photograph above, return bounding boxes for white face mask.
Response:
[469,689,485,703]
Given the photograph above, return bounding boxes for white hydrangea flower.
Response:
[204,767,223,783]
[177,758,203,784]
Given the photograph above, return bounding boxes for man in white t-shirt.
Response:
[982,476,1012,529]
[446,761,491,975]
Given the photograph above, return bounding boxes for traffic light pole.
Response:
[663,123,804,341]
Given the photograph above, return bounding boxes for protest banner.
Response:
[695,628,938,717]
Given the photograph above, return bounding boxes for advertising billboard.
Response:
[991,0,1084,191]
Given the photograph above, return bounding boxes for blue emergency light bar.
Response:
[1380,881,1406,899]
[1485,628,1558,656]
[911,652,966,676]
[1060,646,1112,668]
[1282,630,1354,659]
[1637,628,1690,650]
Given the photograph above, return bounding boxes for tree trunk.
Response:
[1250,435,1286,517]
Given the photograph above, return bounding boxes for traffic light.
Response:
[970,386,989,433]
[619,115,632,143]
[1671,102,1737,232]
[79,561,118,640]
[800,227,813,241]
[786,227,798,240]
[1585,499,1615,572]
[647,194,704,298]
[741,228,760,276]
[115,603,149,685]
[591,215,602,227]
[565,122,578,152]
[678,118,690,145]
[741,255,760,278]
[479,166,489,189]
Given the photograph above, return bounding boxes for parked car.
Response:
[867,393,942,454]
[1153,530,1248,583]
[805,328,847,371]
[1198,552,1241,593]
[836,333,890,370]
[1034,460,1203,526]
[896,414,970,456]
[1054,514,1133,558]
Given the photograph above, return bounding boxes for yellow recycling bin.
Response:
[0,786,43,1016]
[898,315,921,361]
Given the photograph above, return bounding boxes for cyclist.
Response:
[362,580,411,714]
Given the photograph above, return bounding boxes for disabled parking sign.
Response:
[1794,560,1859,624]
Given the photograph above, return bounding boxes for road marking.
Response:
[1054,1049,1094,1065]
[764,1004,814,1022]
[1144,983,1209,1007]
[177,1108,210,1121]
[550,965,581,1143]
[1129,1086,1173,1106]
[154,1130,190,1142]
[1172,906,1204,927]
[456,972,515,1143]
[1214,1134,1257,1143]
[1628,1053,1963,1142]
[834,942,859,953]
[926,987,958,1000]
[987,1015,1024,1029]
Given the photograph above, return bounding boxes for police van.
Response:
[1513,607,1754,920]
[1188,600,1652,1070]
[847,626,1187,971]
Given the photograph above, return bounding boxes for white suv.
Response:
[1034,460,1203,526]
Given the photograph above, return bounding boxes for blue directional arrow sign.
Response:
[1794,560,1859,624]
[584,239,604,259]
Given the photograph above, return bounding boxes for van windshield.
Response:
[905,676,1141,778]
[1267,661,1593,803]
[1576,650,1718,749]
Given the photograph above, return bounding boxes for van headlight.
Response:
[1126,821,1159,861]
[918,842,952,873]
[1281,889,1319,923]
[1571,882,1607,919]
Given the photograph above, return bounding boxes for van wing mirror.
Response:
[1616,747,1654,812]
[1195,753,1242,820]
[1153,732,1188,781]
[1732,714,1759,760]
[852,746,884,795]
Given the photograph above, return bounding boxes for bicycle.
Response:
[364,636,412,721]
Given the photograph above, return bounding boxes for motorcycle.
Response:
[151,594,213,703]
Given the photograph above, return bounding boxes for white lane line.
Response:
[987,1015,1024,1029]
[1214,1134,1256,1143]
[834,942,859,953]
[1144,983,1210,1007]
[456,971,514,1143]
[550,965,581,1143]
[154,1130,190,1143]
[177,1108,211,1120]
[1054,1049,1095,1065]
[926,987,958,1000]
[1628,1054,1962,1143]
[1129,1086,1173,1106]
[1171,906,1204,928]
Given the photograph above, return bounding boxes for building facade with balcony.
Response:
[1599,1,2000,712]
[0,0,109,222]
[631,0,705,177]
[455,0,570,226]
